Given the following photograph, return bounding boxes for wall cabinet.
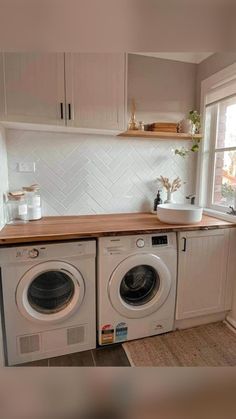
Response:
[0,53,65,125]
[65,53,126,130]
[176,229,231,320]
[0,53,126,130]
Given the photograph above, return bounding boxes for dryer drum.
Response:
[27,270,75,314]
[119,265,160,306]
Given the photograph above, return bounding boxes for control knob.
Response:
[136,238,145,248]
[28,248,39,258]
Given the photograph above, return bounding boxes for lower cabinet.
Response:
[176,229,231,320]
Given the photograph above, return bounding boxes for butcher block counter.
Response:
[0,212,235,245]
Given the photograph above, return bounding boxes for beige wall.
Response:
[196,52,236,109]
[128,54,197,124]
[0,125,8,230]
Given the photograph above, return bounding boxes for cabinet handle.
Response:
[60,102,64,120]
[68,103,71,120]
[182,237,187,252]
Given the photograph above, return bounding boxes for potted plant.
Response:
[175,110,201,157]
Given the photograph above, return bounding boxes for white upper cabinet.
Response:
[1,53,65,125]
[65,53,126,130]
[176,229,230,320]
[0,53,127,131]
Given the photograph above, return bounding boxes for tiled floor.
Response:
[15,344,131,367]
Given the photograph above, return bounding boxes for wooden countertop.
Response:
[0,213,235,245]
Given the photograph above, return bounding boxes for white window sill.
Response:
[203,208,236,224]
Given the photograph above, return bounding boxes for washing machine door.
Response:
[108,254,172,319]
[16,261,85,323]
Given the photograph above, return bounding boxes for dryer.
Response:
[97,233,177,345]
[0,240,96,365]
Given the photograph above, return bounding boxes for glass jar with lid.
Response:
[6,191,28,224]
[23,184,42,221]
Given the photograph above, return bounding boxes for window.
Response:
[208,96,236,211]
[200,63,236,215]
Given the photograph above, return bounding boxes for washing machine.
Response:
[97,233,177,345]
[0,240,96,365]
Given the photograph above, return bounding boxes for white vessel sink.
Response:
[157,203,203,225]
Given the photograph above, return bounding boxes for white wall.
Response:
[6,129,196,216]
[196,52,236,109]
[0,125,8,230]
[0,124,8,365]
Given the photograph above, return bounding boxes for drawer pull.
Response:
[60,102,64,119]
[182,237,187,252]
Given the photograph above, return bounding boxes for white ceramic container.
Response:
[157,203,203,225]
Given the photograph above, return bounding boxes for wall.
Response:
[6,129,196,216]
[0,125,9,230]
[128,54,197,123]
[196,52,236,109]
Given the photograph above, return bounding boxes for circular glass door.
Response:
[27,270,75,314]
[108,254,171,319]
[120,265,160,306]
[16,261,84,323]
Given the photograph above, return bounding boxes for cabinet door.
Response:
[65,53,126,130]
[176,229,230,320]
[2,53,65,125]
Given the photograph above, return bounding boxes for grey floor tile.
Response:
[14,358,49,367]
[92,344,130,366]
[49,350,95,366]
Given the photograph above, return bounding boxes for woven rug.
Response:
[122,322,236,366]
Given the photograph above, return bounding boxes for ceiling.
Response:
[134,53,214,64]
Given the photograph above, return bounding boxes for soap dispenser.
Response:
[153,190,162,212]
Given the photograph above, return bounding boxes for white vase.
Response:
[181,119,193,134]
[164,190,175,204]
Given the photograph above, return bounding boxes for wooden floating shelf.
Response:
[118,130,202,140]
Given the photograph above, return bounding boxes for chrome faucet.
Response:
[227,206,236,215]
[186,194,196,205]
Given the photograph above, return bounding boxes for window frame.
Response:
[197,62,236,217]
[207,100,236,212]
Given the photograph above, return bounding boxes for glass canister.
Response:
[6,191,28,223]
[23,184,42,221]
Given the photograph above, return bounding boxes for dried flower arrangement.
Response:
[157,176,182,203]
[157,176,182,192]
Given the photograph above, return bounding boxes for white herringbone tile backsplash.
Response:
[6,129,196,216]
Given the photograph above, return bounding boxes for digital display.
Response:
[152,235,168,246]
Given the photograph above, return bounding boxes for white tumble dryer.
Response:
[0,240,96,365]
[97,233,177,345]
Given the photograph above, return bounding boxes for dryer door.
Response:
[16,261,85,323]
[108,254,172,319]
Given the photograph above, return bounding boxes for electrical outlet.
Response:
[18,162,36,173]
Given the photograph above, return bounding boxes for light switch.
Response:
[18,162,36,173]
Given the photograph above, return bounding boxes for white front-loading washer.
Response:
[97,233,177,345]
[0,240,96,365]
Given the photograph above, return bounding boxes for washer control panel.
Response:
[152,235,168,246]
